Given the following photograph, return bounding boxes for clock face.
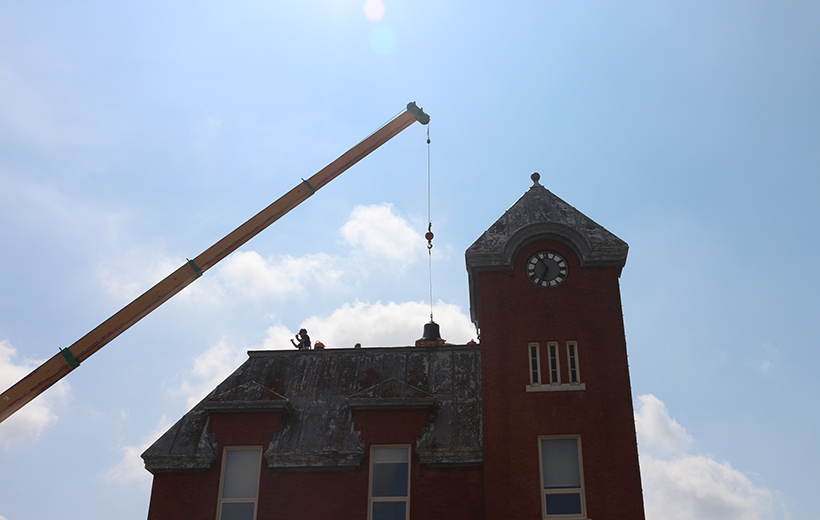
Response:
[526,251,568,288]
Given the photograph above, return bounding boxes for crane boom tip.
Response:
[407,101,430,125]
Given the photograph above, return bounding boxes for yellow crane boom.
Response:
[0,102,430,424]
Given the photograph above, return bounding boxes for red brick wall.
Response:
[146,411,282,520]
[147,471,219,520]
[148,408,485,520]
[355,408,485,520]
[478,239,645,520]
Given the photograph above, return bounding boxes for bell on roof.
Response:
[415,320,446,347]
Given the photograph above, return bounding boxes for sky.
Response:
[0,1,818,519]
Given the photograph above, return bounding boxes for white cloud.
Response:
[296,300,475,349]
[641,454,782,520]
[92,203,423,312]
[635,394,693,456]
[176,338,249,410]
[636,394,788,520]
[260,324,298,351]
[214,250,341,301]
[96,248,344,312]
[0,340,70,449]
[96,249,179,303]
[172,324,292,416]
[106,415,174,486]
[340,204,426,266]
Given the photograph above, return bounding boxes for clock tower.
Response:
[467,173,645,519]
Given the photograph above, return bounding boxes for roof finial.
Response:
[531,172,541,186]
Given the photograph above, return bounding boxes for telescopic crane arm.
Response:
[0,102,430,424]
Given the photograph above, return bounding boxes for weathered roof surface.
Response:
[142,345,482,473]
[204,380,293,412]
[347,377,438,409]
[465,174,628,325]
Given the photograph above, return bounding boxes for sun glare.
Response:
[363,0,385,21]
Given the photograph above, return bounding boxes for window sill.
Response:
[526,383,586,393]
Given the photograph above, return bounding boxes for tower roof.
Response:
[465,173,628,325]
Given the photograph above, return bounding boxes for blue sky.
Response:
[1,1,818,519]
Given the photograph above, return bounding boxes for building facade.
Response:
[142,174,645,520]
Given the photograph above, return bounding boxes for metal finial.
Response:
[531,172,541,185]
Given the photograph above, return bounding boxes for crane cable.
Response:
[425,125,435,322]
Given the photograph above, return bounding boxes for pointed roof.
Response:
[465,173,628,324]
[203,380,293,413]
[347,377,437,409]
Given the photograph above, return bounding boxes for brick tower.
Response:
[141,172,645,520]
[466,173,645,519]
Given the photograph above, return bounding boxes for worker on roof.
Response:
[291,328,311,350]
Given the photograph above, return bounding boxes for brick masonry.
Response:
[144,183,646,520]
[479,238,644,519]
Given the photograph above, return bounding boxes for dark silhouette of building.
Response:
[142,174,645,520]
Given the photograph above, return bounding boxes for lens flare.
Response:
[369,26,397,55]
[363,0,385,21]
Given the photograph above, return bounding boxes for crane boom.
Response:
[0,102,430,424]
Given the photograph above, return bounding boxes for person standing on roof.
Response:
[291,328,311,350]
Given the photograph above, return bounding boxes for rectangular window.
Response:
[566,341,580,384]
[217,447,262,520]
[539,436,586,519]
[547,342,560,384]
[369,445,410,520]
[529,342,541,385]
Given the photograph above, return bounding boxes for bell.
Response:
[422,321,441,341]
[416,320,445,347]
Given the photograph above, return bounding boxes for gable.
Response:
[465,175,628,325]
[347,377,437,409]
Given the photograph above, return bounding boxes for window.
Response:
[217,447,262,520]
[369,445,410,520]
[529,342,542,385]
[526,342,585,393]
[547,342,561,384]
[566,341,580,384]
[538,436,586,519]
